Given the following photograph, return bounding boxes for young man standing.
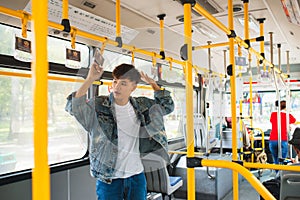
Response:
[65,62,174,200]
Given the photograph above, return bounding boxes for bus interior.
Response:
[0,0,300,200]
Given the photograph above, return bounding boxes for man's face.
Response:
[112,78,136,105]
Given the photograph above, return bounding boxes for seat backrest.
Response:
[141,153,170,194]
[280,170,300,200]
[182,113,217,150]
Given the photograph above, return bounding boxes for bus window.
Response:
[0,24,89,68]
[225,91,300,133]
[0,70,87,175]
[131,86,187,140]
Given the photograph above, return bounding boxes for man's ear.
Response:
[132,83,137,92]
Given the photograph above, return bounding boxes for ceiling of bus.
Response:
[0,0,300,79]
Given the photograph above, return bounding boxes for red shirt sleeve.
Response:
[289,114,296,124]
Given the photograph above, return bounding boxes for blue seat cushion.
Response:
[169,176,182,186]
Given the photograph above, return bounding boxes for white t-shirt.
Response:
[113,101,144,178]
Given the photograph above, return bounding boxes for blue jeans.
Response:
[269,140,288,164]
[96,172,147,200]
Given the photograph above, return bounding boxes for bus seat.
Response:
[182,113,217,151]
[280,172,300,200]
[142,153,183,199]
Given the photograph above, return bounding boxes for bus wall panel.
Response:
[0,165,96,200]
[0,179,31,200]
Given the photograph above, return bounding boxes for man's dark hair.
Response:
[112,63,141,84]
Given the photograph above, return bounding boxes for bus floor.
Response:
[222,169,275,200]
[148,169,275,200]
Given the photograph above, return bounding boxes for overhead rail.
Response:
[0,6,184,66]
[0,70,157,90]
[0,6,226,79]
[192,2,288,79]
[193,36,265,50]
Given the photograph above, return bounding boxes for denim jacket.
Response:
[65,89,174,183]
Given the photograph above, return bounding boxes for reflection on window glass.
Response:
[0,70,87,175]
[133,86,187,139]
[162,65,185,85]
[164,87,188,139]
[47,37,89,67]
[225,91,300,133]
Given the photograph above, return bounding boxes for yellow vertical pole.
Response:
[158,14,165,52]
[249,75,254,162]
[258,18,265,62]
[157,14,166,59]
[244,0,254,162]
[62,0,68,19]
[238,45,244,160]
[244,0,249,43]
[269,32,274,64]
[228,0,239,199]
[31,0,50,200]
[183,2,195,200]
[116,0,121,37]
[258,18,266,72]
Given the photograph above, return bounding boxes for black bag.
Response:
[260,178,280,200]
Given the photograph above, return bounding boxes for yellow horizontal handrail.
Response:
[193,37,258,50]
[202,159,276,200]
[168,151,300,172]
[0,6,225,78]
[168,151,207,156]
[244,162,300,172]
[193,64,225,78]
[167,152,300,199]
[0,70,157,89]
[192,3,288,79]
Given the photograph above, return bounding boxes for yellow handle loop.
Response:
[152,52,157,67]
[169,58,173,71]
[100,38,107,55]
[70,27,77,49]
[21,11,29,38]
[131,46,135,65]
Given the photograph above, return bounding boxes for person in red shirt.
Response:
[269,100,296,165]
